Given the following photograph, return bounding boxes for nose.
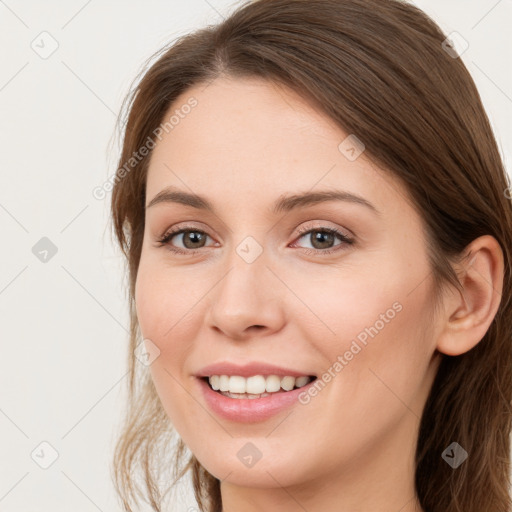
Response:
[205,254,286,341]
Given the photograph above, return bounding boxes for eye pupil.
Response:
[183,231,206,249]
[311,231,335,249]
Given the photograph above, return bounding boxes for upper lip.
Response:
[196,361,317,378]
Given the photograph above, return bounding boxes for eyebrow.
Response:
[146,185,381,216]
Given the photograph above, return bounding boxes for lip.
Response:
[195,361,316,378]
[196,375,317,423]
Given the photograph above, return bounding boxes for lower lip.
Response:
[196,377,316,423]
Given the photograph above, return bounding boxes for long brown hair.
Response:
[109,1,512,510]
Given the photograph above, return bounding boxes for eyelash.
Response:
[156,224,354,256]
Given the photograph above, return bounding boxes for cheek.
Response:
[134,268,191,433]
[134,264,164,343]
[134,257,199,349]
[294,257,434,397]
[286,264,406,350]
[134,257,210,423]
[294,276,434,464]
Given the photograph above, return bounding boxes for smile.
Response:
[196,374,318,422]
[205,374,314,398]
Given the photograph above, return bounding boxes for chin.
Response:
[197,450,313,489]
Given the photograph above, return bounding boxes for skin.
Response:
[134,75,504,512]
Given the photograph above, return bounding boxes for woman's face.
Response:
[135,76,442,494]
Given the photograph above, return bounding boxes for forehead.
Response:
[145,76,411,217]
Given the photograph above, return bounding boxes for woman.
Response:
[109,0,512,511]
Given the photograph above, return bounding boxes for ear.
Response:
[436,235,505,356]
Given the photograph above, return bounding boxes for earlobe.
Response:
[436,235,504,357]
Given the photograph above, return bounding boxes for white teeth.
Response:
[210,375,220,391]
[281,376,295,391]
[229,376,246,393]
[207,374,312,395]
[295,376,310,388]
[219,375,230,392]
[265,375,281,393]
[246,375,266,394]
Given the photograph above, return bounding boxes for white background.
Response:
[0,1,510,511]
